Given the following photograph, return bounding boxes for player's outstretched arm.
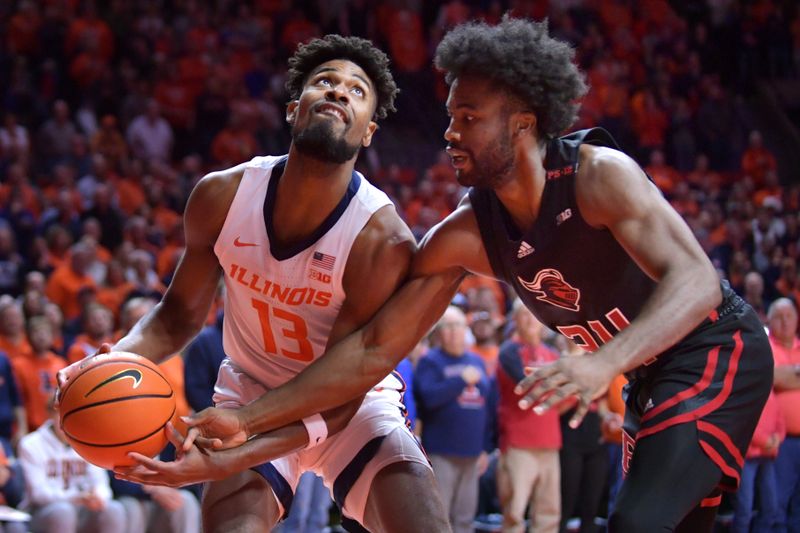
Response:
[517,145,722,426]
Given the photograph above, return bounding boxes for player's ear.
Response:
[361,120,378,148]
[513,111,537,138]
[286,101,299,125]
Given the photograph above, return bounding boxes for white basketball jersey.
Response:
[214,155,397,390]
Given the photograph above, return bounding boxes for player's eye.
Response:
[318,77,332,87]
[351,86,365,97]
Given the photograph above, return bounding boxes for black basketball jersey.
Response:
[469,128,658,352]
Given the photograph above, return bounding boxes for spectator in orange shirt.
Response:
[11,316,64,431]
[741,130,777,187]
[0,298,31,361]
[210,111,260,167]
[64,1,114,62]
[144,182,180,235]
[45,240,96,321]
[66,303,114,364]
[96,260,135,322]
[156,223,185,282]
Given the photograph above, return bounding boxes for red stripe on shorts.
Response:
[699,440,741,487]
[638,331,743,439]
[697,420,744,468]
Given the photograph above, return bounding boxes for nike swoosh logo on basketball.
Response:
[234,237,258,247]
[85,369,143,397]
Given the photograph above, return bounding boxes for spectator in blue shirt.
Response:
[415,305,492,533]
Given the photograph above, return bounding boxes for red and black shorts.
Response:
[622,288,773,492]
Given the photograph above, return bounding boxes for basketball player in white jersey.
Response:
[59,35,449,533]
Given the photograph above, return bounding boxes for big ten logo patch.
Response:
[622,429,636,477]
[309,269,331,284]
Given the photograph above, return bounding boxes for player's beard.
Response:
[455,130,514,189]
[292,120,360,164]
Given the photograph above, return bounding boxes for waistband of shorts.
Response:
[698,286,745,328]
[624,283,744,381]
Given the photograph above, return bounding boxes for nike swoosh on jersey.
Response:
[234,236,258,247]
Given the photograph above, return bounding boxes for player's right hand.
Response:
[55,343,113,406]
[181,407,248,452]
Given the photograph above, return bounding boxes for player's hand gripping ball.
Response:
[58,352,176,469]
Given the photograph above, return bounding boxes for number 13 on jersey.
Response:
[252,298,314,361]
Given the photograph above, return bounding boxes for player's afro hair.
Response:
[286,35,398,120]
[434,15,588,139]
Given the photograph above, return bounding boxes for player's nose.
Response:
[325,83,349,104]
[444,122,460,143]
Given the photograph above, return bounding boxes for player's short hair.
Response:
[285,35,398,120]
[434,15,588,139]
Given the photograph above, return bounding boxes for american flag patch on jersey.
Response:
[311,251,336,271]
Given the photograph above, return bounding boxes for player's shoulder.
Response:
[576,143,657,226]
[184,161,252,244]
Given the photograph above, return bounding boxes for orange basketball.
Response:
[58,351,176,469]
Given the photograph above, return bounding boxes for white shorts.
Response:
[213,358,430,524]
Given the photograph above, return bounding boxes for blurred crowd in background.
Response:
[0,0,799,532]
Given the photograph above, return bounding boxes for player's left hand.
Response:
[515,354,616,428]
[113,422,227,488]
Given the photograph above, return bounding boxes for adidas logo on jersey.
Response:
[517,241,535,258]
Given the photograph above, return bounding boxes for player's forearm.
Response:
[239,329,406,436]
[595,262,721,375]
[213,423,308,477]
[113,301,204,363]
[239,271,461,436]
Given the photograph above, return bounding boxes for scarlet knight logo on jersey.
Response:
[517,268,581,312]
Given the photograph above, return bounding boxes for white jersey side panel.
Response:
[214,156,399,390]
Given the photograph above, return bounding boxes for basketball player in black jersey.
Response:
[132,17,772,532]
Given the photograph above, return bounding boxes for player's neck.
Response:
[494,142,547,233]
[273,149,357,245]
